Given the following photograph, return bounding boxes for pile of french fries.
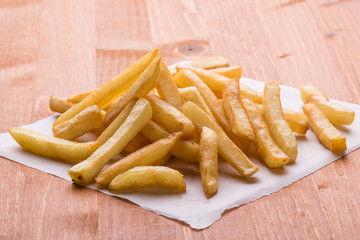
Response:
[9,49,355,199]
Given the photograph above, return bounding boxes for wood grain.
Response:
[1,0,360,239]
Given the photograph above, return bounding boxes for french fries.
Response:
[301,85,355,125]
[108,166,186,193]
[49,96,72,113]
[239,83,263,104]
[303,103,347,152]
[53,105,103,140]
[66,90,92,104]
[9,127,99,164]
[177,57,229,70]
[145,93,195,138]
[53,48,158,127]
[223,79,254,140]
[104,57,161,126]
[96,132,181,186]
[241,97,289,168]
[181,101,259,177]
[199,127,218,199]
[68,98,152,185]
[263,82,298,162]
[123,133,151,153]
[210,66,242,79]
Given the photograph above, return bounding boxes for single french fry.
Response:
[263,82,298,162]
[239,83,263,104]
[181,101,259,177]
[9,127,99,164]
[176,57,229,70]
[104,57,161,126]
[53,105,103,140]
[241,97,289,168]
[141,120,199,163]
[156,62,184,109]
[53,48,158,127]
[108,166,186,193]
[68,98,152,185]
[303,103,347,152]
[178,87,216,121]
[96,132,181,186]
[67,90,93,104]
[145,93,195,138]
[49,96,72,113]
[123,133,151,153]
[210,66,242,79]
[223,79,254,140]
[178,66,231,92]
[301,85,355,125]
[199,127,218,199]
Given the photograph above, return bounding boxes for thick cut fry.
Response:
[53,48,158,127]
[175,70,250,151]
[178,87,216,121]
[210,66,242,79]
[239,83,263,104]
[67,90,93,104]
[97,99,137,145]
[181,101,259,177]
[241,97,289,168]
[49,96,72,113]
[9,128,99,164]
[199,127,218,199]
[141,121,199,163]
[178,67,231,92]
[301,85,355,125]
[96,132,181,186]
[156,62,184,109]
[108,166,186,193]
[123,133,151,153]
[145,93,195,138]
[223,79,254,140]
[263,82,298,162]
[177,57,229,70]
[68,98,152,185]
[256,104,309,135]
[303,103,347,152]
[53,105,103,140]
[104,57,161,126]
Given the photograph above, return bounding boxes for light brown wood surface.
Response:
[1,0,360,239]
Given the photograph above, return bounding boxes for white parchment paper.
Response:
[1,76,360,229]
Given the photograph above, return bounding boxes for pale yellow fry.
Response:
[177,57,229,70]
[53,48,158,126]
[67,90,93,104]
[96,99,137,145]
[9,127,99,164]
[256,104,309,135]
[104,57,161,126]
[210,66,242,79]
[68,98,152,185]
[263,82,298,162]
[108,166,186,193]
[96,132,181,186]
[303,103,347,152]
[141,121,199,163]
[123,133,151,153]
[156,62,184,109]
[145,93,195,138]
[223,79,254,140]
[199,127,218,199]
[239,83,263,104]
[179,66,231,92]
[175,70,250,151]
[178,86,216,121]
[241,97,289,168]
[301,85,355,125]
[53,105,102,140]
[181,101,259,177]
[49,96,72,113]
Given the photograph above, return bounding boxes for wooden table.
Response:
[1,0,359,239]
